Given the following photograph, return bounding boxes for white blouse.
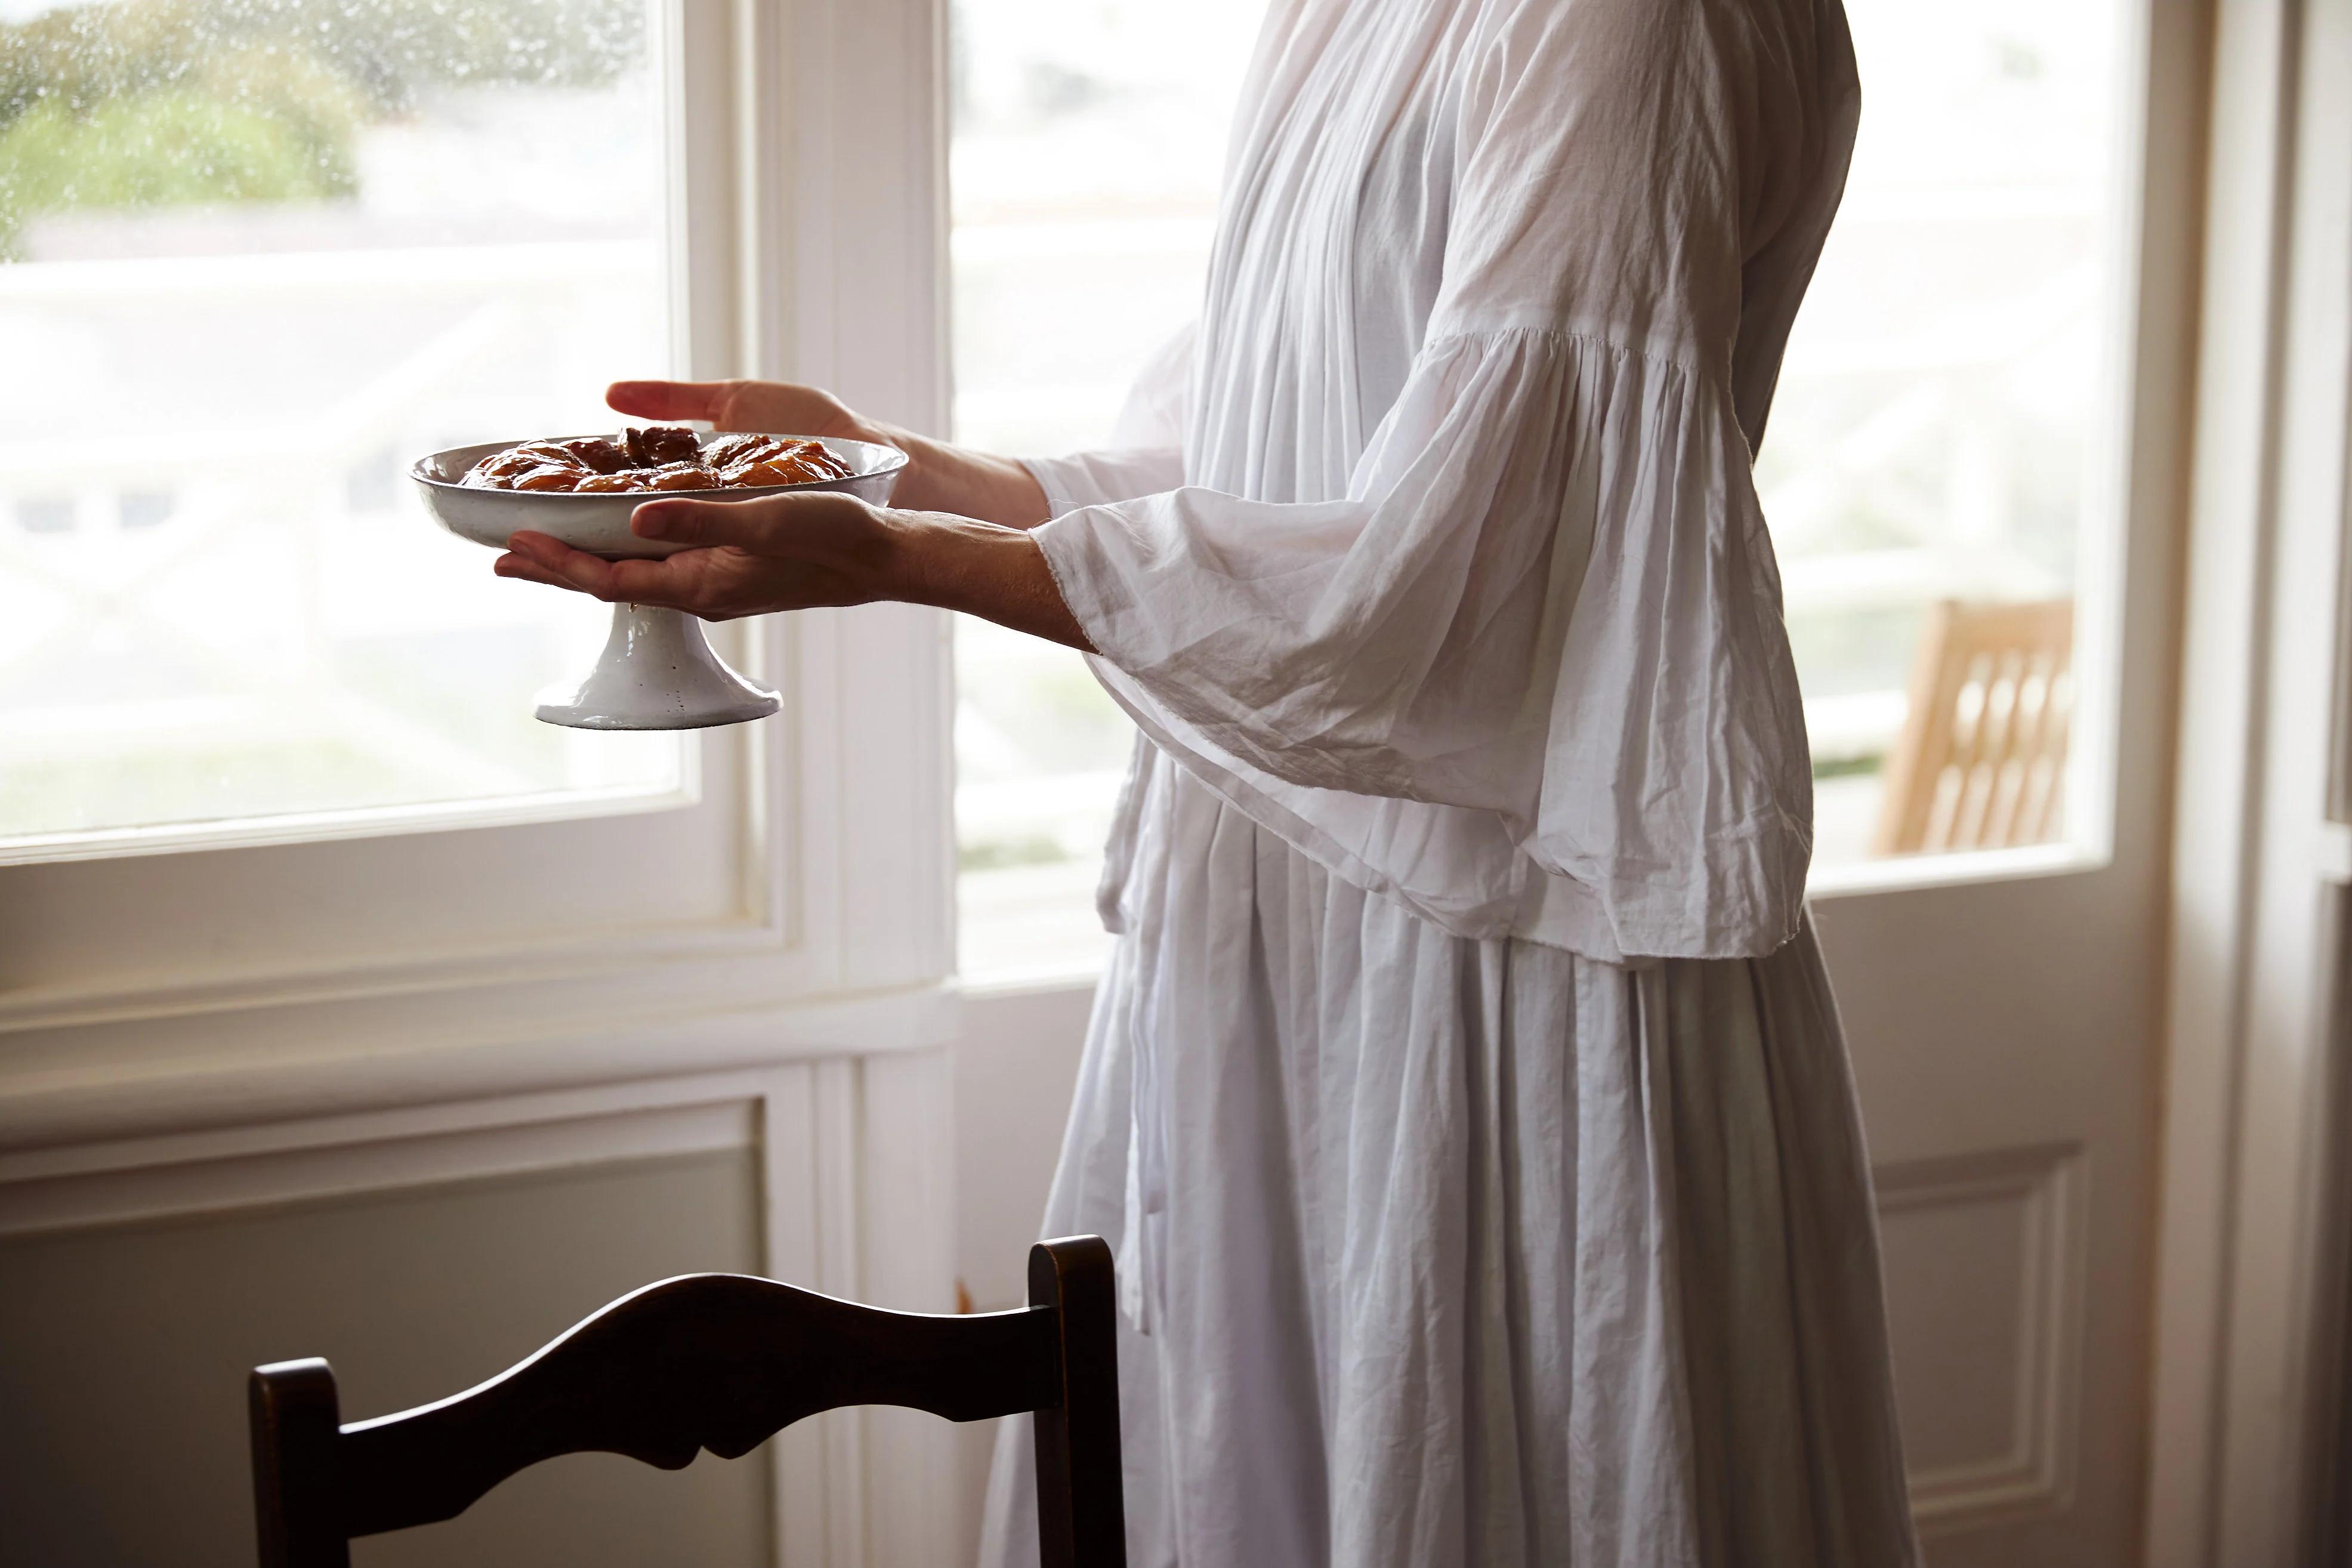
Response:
[1026,0,1860,962]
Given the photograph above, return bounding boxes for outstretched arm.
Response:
[495,491,1093,652]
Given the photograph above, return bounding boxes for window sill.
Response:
[1807,840,2106,901]
[0,777,697,868]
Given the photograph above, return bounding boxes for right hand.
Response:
[606,378,884,446]
[604,377,1051,527]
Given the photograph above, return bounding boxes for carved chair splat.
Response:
[249,1235,1124,1568]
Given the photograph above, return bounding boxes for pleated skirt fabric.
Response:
[977,767,1921,1568]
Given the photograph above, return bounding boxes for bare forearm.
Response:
[881,510,1093,651]
[865,424,1054,529]
[498,487,1092,652]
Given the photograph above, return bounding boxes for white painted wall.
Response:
[0,1050,965,1568]
[946,983,1098,1559]
[1,1150,771,1567]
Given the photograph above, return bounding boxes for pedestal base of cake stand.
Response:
[534,603,779,730]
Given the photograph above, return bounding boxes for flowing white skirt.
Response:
[977,766,1920,1568]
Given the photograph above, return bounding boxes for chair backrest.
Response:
[1871,597,2075,857]
[249,1235,1123,1568]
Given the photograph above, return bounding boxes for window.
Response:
[1767,0,2125,872]
[5,0,953,1054]
[0,0,683,860]
[947,0,1260,978]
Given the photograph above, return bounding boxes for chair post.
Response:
[1029,1236,1126,1568]
[251,1359,349,1568]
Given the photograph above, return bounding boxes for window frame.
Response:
[1787,0,2171,903]
[0,0,960,1147]
[0,1,705,871]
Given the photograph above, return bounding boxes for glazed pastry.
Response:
[464,449,545,486]
[563,437,631,474]
[723,455,810,487]
[453,430,854,492]
[645,462,719,490]
[789,440,853,480]
[624,425,703,468]
[702,433,791,469]
[511,464,587,492]
[723,442,853,487]
[511,441,585,468]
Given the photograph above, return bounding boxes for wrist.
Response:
[871,506,1016,616]
[861,425,1050,529]
[875,508,991,614]
[873,508,1088,650]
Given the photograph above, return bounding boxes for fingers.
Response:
[494,551,627,594]
[606,379,727,422]
[499,532,621,596]
[499,532,681,605]
[631,497,773,550]
[492,551,569,588]
[634,489,870,552]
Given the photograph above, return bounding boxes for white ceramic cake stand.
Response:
[410,433,906,729]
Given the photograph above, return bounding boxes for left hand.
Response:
[495,492,1094,650]
[496,491,896,621]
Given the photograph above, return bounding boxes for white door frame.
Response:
[2146,0,2352,1560]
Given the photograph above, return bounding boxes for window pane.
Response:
[949,0,1259,979]
[0,0,680,852]
[1768,0,2121,868]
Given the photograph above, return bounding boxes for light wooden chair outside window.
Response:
[1870,598,2076,857]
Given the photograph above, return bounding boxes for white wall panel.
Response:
[0,1148,768,1568]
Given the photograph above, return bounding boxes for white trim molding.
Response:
[1879,1144,2091,1536]
[2147,0,2352,1561]
[0,1048,959,1568]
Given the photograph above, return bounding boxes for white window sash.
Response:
[0,0,960,1149]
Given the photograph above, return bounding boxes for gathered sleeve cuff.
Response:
[1023,446,1187,517]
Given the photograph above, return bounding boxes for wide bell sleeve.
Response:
[1033,0,1857,960]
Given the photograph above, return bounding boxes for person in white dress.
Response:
[498,0,1921,1561]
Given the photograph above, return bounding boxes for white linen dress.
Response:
[978,0,1921,1563]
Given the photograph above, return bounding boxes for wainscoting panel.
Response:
[0,1048,958,1568]
[1875,1143,2089,1536]
[0,1143,770,1568]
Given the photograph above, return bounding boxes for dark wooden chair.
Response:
[249,1235,1123,1567]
